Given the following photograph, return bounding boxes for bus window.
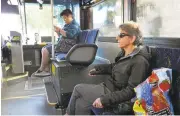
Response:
[92,0,123,37]
[137,0,180,37]
[1,14,21,38]
[25,3,80,44]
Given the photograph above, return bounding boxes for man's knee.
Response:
[74,84,86,92]
[42,47,49,54]
[74,84,83,90]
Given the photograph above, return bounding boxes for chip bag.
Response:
[133,68,174,115]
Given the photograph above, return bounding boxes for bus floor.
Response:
[1,76,58,115]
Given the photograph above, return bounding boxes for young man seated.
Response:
[34,9,81,77]
[65,21,151,115]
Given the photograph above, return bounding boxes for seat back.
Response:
[85,29,99,44]
[149,47,180,71]
[65,44,98,66]
[77,29,99,44]
[149,46,180,115]
[78,30,89,43]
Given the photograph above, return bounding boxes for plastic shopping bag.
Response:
[133,68,174,115]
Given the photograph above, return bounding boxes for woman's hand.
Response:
[89,68,98,76]
[93,98,103,108]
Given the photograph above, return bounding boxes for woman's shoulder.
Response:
[132,46,152,63]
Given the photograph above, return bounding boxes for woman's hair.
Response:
[119,21,142,46]
[60,9,73,17]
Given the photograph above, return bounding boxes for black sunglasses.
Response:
[118,33,130,38]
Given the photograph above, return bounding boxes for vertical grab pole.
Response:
[51,0,55,58]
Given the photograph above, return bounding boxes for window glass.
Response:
[93,0,123,37]
[137,0,180,37]
[1,13,21,40]
[26,4,54,44]
[25,3,80,44]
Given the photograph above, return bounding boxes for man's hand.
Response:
[54,26,61,33]
[93,98,103,108]
[54,26,66,37]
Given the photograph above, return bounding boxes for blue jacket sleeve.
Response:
[65,25,80,39]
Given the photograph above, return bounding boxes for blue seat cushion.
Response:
[55,53,66,60]
[91,107,118,115]
[91,107,104,115]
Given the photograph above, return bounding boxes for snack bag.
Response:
[133,68,174,115]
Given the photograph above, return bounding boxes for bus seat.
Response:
[91,107,105,115]
[55,29,99,61]
[150,47,180,72]
[149,46,180,115]
[44,29,107,109]
[91,46,180,115]
[85,29,99,44]
[78,30,89,43]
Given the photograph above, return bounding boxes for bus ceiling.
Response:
[80,0,105,9]
[23,0,104,7]
[23,0,103,5]
[23,0,79,4]
[1,0,105,12]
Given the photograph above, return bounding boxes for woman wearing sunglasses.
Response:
[65,21,151,115]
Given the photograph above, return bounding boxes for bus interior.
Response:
[1,0,180,115]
